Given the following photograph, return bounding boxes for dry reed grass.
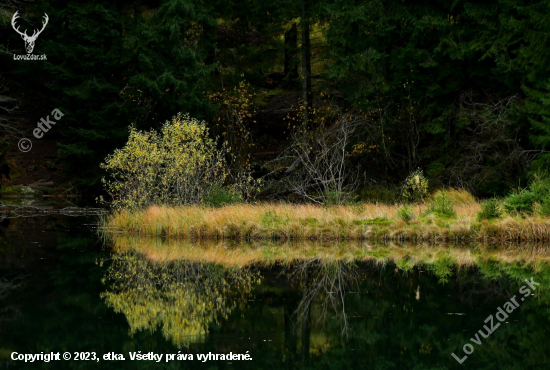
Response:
[102,202,550,242]
[429,188,478,206]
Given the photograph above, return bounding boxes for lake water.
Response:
[1,214,550,369]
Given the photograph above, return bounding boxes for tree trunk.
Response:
[301,1,312,125]
[284,23,299,86]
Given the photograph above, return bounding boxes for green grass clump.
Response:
[396,206,415,223]
[425,191,457,219]
[477,199,502,221]
[260,210,288,228]
[503,174,550,216]
[352,217,392,226]
[540,200,550,217]
[503,190,538,215]
[203,186,242,207]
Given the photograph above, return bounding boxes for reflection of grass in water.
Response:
[102,203,550,242]
[107,234,550,283]
[102,236,550,350]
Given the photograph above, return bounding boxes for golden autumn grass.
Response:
[102,190,550,243]
[108,234,550,271]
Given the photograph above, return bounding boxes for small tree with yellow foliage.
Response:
[400,168,429,203]
[100,113,257,210]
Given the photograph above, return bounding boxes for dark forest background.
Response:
[1,0,550,197]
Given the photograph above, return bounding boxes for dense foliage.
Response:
[100,113,256,209]
[1,0,549,196]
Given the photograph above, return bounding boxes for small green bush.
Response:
[529,174,550,198]
[425,191,457,218]
[502,173,550,216]
[203,186,242,207]
[323,189,357,205]
[261,210,288,228]
[396,206,415,223]
[477,199,502,221]
[502,190,537,215]
[539,198,550,217]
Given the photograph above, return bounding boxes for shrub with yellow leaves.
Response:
[401,168,429,203]
[100,113,258,210]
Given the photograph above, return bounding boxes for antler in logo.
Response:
[11,11,49,54]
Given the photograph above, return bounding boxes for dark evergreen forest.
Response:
[1,0,549,197]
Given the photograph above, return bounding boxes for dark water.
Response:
[1,215,550,369]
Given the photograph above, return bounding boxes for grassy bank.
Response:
[102,199,550,243]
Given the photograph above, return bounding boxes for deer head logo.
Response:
[11,11,49,54]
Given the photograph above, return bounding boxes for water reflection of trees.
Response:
[278,258,550,368]
[101,249,361,357]
[0,274,25,339]
[101,251,259,347]
[294,259,358,334]
[101,245,550,368]
[279,259,361,364]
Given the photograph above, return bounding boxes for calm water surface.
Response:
[1,215,549,369]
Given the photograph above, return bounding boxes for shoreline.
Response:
[102,203,550,243]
